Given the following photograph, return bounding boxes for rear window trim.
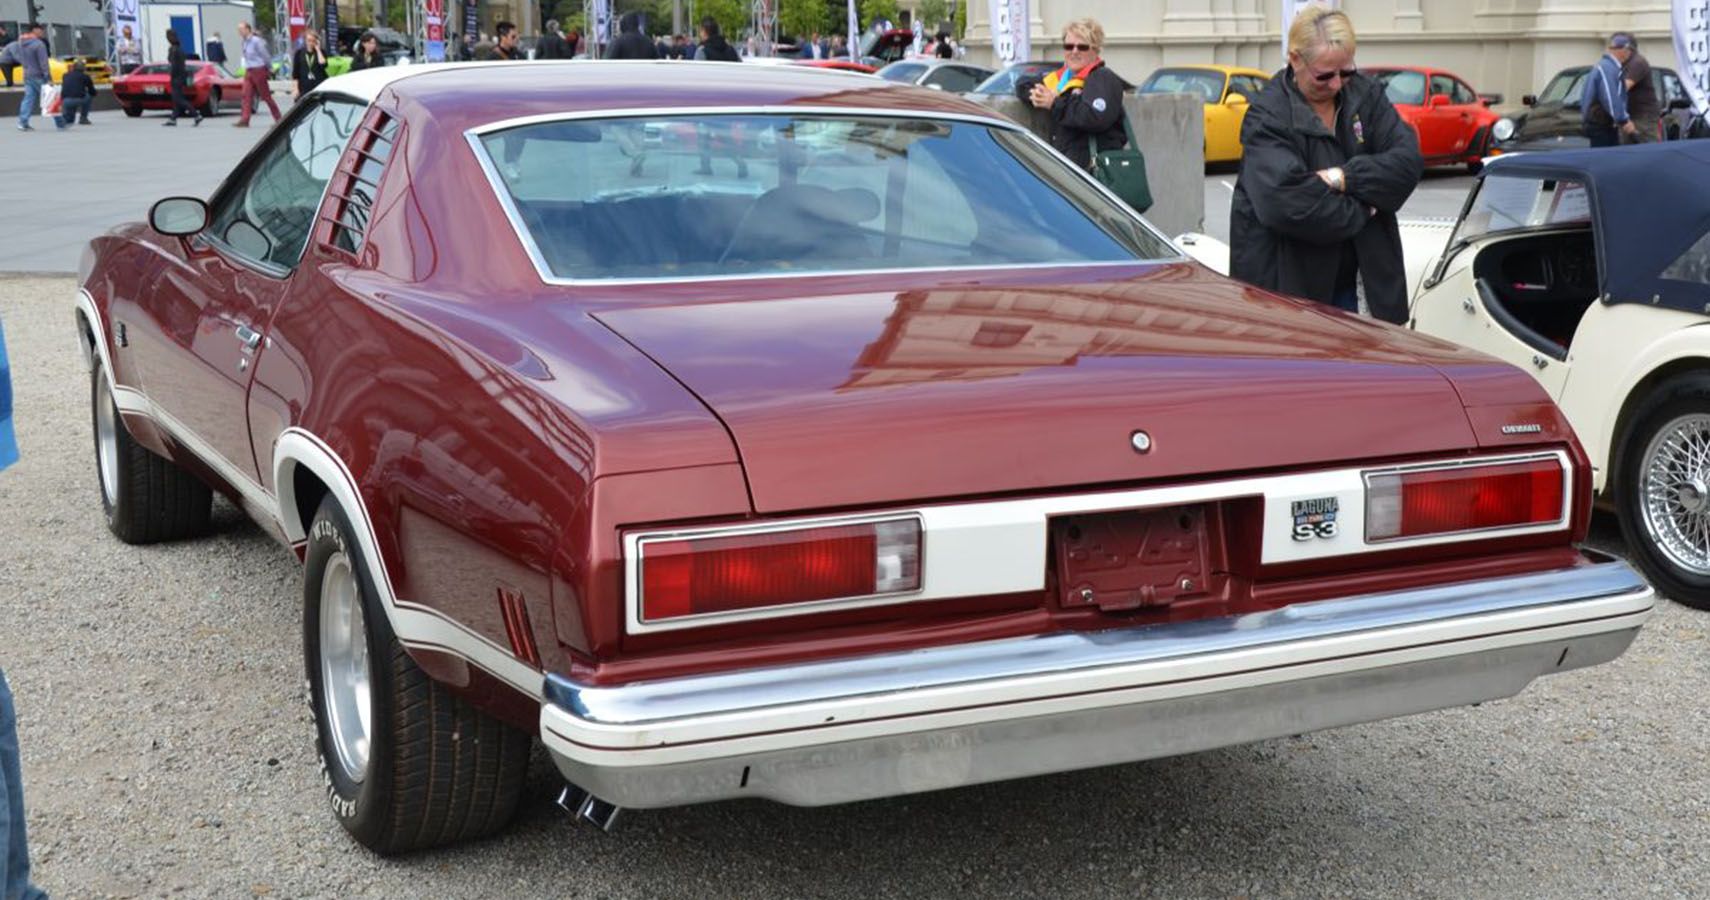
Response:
[462,105,1182,287]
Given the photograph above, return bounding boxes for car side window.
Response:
[1377,70,1426,106]
[1230,76,1265,99]
[1430,74,1458,102]
[1661,71,1685,104]
[205,97,367,271]
[1452,79,1478,105]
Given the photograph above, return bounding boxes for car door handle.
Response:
[235,324,262,352]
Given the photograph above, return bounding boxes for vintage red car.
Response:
[110,61,245,118]
[1368,65,1503,171]
[76,61,1653,853]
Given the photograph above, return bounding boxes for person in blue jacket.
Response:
[1583,34,1638,147]
[2,313,44,899]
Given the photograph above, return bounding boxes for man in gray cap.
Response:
[1583,33,1638,147]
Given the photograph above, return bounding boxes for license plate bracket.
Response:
[1052,504,1224,612]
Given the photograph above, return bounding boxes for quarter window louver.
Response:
[323,111,400,256]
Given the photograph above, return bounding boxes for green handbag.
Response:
[1087,113,1153,214]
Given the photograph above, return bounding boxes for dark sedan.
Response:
[1491,64,1707,151]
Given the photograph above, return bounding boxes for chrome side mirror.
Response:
[149,197,209,237]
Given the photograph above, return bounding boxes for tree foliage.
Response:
[858,0,896,30]
[779,0,830,40]
[697,0,748,40]
[915,0,947,33]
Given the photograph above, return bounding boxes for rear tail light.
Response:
[1366,457,1565,541]
[638,517,921,624]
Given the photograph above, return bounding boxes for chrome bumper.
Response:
[541,553,1652,809]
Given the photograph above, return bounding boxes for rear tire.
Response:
[123,103,142,118]
[202,88,219,118]
[91,358,212,543]
[1465,159,1484,175]
[1616,375,1710,610]
[303,496,531,854]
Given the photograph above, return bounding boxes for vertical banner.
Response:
[288,0,308,47]
[464,0,479,47]
[111,0,140,63]
[847,0,858,61]
[424,0,446,61]
[592,0,612,51]
[986,0,1027,65]
[1676,0,1710,116]
[325,0,340,48]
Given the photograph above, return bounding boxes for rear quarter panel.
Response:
[1558,303,1710,494]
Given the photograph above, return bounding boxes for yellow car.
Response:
[40,56,114,85]
[1136,64,1270,163]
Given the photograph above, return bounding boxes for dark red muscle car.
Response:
[76,61,1654,853]
[110,61,245,118]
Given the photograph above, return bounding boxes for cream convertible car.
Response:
[1178,141,1710,608]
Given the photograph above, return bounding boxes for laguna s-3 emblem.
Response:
[1291,497,1340,541]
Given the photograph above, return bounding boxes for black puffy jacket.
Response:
[1045,62,1131,170]
[1229,69,1422,323]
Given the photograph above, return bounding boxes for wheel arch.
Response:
[272,427,544,700]
[1606,356,1710,503]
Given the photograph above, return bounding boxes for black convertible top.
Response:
[1482,141,1710,312]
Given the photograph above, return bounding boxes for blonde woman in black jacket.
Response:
[1027,18,1129,171]
[1228,7,1422,323]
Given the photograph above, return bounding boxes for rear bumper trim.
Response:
[540,553,1652,807]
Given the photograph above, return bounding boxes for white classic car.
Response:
[1178,141,1710,609]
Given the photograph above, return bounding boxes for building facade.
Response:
[966,1,1683,110]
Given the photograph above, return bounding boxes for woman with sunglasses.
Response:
[1027,18,1131,173]
[1228,6,1421,324]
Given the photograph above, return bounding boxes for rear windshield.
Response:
[477,113,1171,281]
[1138,69,1224,102]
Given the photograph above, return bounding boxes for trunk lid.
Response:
[594,269,1483,514]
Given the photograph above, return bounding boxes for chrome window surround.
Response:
[1362,450,1574,544]
[461,105,1183,287]
[622,450,1577,635]
[624,512,926,634]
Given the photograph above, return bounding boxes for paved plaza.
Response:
[1,100,277,273]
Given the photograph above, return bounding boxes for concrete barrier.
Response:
[967,92,1205,238]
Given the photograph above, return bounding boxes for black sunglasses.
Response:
[1062,42,1094,52]
[1310,66,1358,83]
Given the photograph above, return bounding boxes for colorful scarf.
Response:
[1044,60,1101,94]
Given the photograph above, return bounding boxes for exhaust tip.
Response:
[557,783,623,832]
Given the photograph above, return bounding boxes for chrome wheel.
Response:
[1641,413,1710,576]
[94,374,119,508]
[319,551,373,784]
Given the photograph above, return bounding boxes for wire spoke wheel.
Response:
[1641,413,1710,576]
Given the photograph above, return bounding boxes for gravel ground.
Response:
[3,274,1708,898]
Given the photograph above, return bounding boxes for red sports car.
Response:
[76,63,1652,854]
[110,61,245,118]
[1368,65,1503,171]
